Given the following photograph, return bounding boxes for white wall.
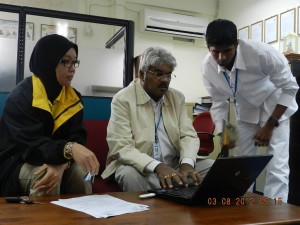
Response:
[218,0,300,28]
[125,0,300,102]
[0,0,218,101]
[123,0,300,102]
[1,0,300,102]
[0,2,125,96]
[121,0,217,102]
[218,0,300,51]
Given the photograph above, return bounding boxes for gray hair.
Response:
[139,47,177,72]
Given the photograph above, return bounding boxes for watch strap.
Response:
[63,142,74,159]
[267,116,279,127]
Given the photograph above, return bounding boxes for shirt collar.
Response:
[149,95,164,110]
[217,42,246,74]
[235,43,246,70]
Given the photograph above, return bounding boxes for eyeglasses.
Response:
[59,59,80,68]
[147,70,176,80]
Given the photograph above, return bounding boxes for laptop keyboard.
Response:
[155,185,198,199]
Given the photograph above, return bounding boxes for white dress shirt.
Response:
[145,94,194,172]
[202,39,299,133]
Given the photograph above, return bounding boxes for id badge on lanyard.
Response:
[153,142,161,161]
[223,69,239,119]
[153,111,162,161]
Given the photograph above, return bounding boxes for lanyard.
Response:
[223,69,239,118]
[154,110,162,143]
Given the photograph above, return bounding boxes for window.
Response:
[0,4,134,95]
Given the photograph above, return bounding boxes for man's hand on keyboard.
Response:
[154,163,186,189]
[179,163,201,186]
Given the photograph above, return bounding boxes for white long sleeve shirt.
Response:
[145,94,194,172]
[202,39,299,134]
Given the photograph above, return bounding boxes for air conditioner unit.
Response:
[139,9,209,38]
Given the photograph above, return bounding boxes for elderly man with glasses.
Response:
[102,47,213,191]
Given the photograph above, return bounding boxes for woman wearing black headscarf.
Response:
[0,34,99,196]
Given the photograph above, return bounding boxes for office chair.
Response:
[192,111,215,156]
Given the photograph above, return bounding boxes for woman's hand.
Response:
[32,163,67,194]
[71,143,100,176]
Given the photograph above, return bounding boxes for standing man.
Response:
[202,19,299,202]
[102,47,213,191]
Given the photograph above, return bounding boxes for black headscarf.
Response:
[29,34,78,102]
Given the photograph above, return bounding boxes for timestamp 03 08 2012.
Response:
[207,196,283,206]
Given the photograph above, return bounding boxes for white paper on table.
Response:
[51,194,149,218]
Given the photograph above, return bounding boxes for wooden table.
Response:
[0,192,300,225]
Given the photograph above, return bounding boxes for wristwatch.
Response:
[267,117,279,127]
[63,142,74,159]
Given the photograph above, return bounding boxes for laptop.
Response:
[149,155,273,205]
